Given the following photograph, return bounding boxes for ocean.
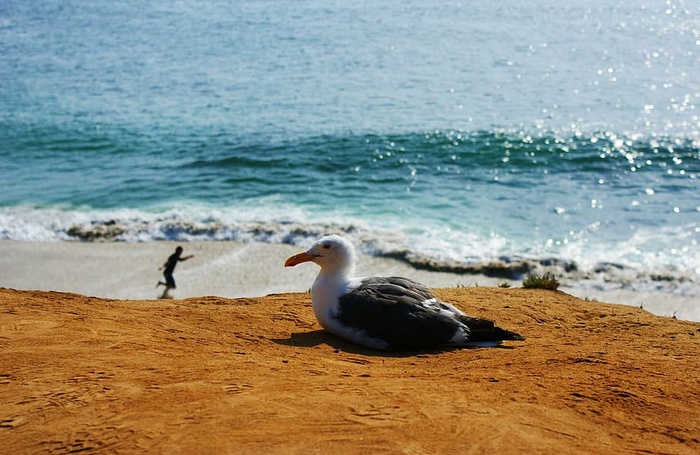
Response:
[1,1,699,309]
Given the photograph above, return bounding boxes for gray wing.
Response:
[336,276,524,350]
[336,277,462,350]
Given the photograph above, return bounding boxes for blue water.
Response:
[1,0,699,299]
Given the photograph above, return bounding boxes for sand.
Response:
[1,286,699,454]
[2,240,699,321]
[0,240,477,300]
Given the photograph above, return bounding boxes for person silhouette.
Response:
[156,246,194,298]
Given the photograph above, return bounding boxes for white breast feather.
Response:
[311,276,390,350]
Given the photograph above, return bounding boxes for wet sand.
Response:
[1,240,698,321]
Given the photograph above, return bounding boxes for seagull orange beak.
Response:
[284,251,318,267]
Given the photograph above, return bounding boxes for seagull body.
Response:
[285,235,524,351]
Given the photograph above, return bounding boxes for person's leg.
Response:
[165,272,176,289]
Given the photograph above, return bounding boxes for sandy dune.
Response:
[1,287,699,454]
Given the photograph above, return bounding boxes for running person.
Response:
[157,246,194,294]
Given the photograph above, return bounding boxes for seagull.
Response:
[284,234,524,351]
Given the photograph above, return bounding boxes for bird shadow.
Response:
[270,330,388,356]
[269,330,518,357]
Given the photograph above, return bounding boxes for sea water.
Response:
[1,1,698,312]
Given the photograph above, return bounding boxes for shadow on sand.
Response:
[269,330,517,357]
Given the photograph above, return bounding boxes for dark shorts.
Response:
[164,271,176,288]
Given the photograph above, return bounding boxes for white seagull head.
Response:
[284,234,357,278]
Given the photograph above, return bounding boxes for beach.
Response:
[1,285,699,454]
[2,240,699,322]
[3,2,699,450]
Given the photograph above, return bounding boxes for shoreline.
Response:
[1,239,698,322]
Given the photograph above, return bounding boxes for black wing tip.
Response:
[459,315,525,342]
[494,327,525,341]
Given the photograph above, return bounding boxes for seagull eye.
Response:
[322,244,331,249]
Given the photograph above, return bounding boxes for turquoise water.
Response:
[1,0,699,299]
